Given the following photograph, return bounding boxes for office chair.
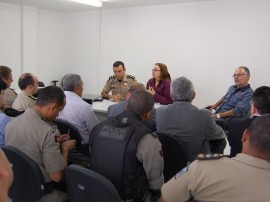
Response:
[65,164,121,202]
[38,81,45,87]
[53,118,83,153]
[2,146,45,202]
[4,108,24,117]
[156,132,190,182]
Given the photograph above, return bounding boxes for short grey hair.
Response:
[128,82,146,93]
[127,91,154,117]
[62,74,83,91]
[249,114,270,154]
[239,66,250,77]
[170,76,194,102]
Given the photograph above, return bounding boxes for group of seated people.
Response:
[0,62,269,202]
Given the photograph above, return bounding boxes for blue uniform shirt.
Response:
[216,84,253,117]
[0,113,12,148]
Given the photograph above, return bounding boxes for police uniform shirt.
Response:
[137,132,164,190]
[102,74,136,100]
[12,90,36,111]
[5,108,67,183]
[3,88,17,106]
[161,153,270,202]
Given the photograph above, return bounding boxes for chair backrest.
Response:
[156,132,190,182]
[38,81,45,87]
[65,164,121,202]
[53,118,83,152]
[2,146,44,202]
[4,108,25,117]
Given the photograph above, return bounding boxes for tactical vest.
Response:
[89,110,151,201]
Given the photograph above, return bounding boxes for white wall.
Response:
[0,3,66,87]
[66,0,270,107]
[97,0,270,107]
[66,11,100,94]
[1,0,270,107]
[0,3,21,87]
[37,9,66,86]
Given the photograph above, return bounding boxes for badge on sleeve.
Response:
[51,126,60,142]
[175,162,190,179]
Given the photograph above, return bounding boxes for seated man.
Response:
[159,114,270,202]
[228,86,270,157]
[89,91,164,201]
[5,86,76,202]
[101,61,136,101]
[0,66,17,107]
[157,77,226,161]
[12,73,39,111]
[209,66,253,122]
[58,74,99,144]
[0,79,12,148]
[108,82,156,131]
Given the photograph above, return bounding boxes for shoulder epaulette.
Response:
[196,153,224,160]
[127,75,136,80]
[108,75,115,81]
[28,95,37,100]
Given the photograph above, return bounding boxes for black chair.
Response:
[4,108,24,117]
[2,146,45,202]
[38,81,45,87]
[53,118,83,152]
[65,165,121,202]
[156,132,190,182]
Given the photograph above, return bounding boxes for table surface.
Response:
[92,99,116,113]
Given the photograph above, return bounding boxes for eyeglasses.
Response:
[152,69,161,72]
[232,74,247,78]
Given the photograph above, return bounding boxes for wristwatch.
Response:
[216,113,221,119]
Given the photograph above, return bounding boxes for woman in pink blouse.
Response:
[146,63,173,105]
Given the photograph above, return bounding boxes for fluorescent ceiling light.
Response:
[70,0,103,7]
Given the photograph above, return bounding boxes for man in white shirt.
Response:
[58,74,99,144]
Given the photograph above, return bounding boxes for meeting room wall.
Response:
[1,0,270,108]
[0,2,66,88]
[66,0,270,107]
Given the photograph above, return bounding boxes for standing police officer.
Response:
[101,61,136,101]
[159,114,270,202]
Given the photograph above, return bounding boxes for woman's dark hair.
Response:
[155,63,171,80]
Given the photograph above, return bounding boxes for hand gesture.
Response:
[148,87,156,95]
[56,134,70,143]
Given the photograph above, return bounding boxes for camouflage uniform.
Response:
[102,74,136,100]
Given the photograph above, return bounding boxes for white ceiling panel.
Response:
[0,0,217,13]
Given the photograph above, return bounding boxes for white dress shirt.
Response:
[58,91,99,144]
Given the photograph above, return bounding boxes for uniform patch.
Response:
[175,163,190,179]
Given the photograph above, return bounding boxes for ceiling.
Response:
[0,0,216,13]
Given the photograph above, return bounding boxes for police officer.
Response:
[90,91,164,201]
[159,114,270,202]
[12,73,39,111]
[6,86,76,202]
[101,61,136,101]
